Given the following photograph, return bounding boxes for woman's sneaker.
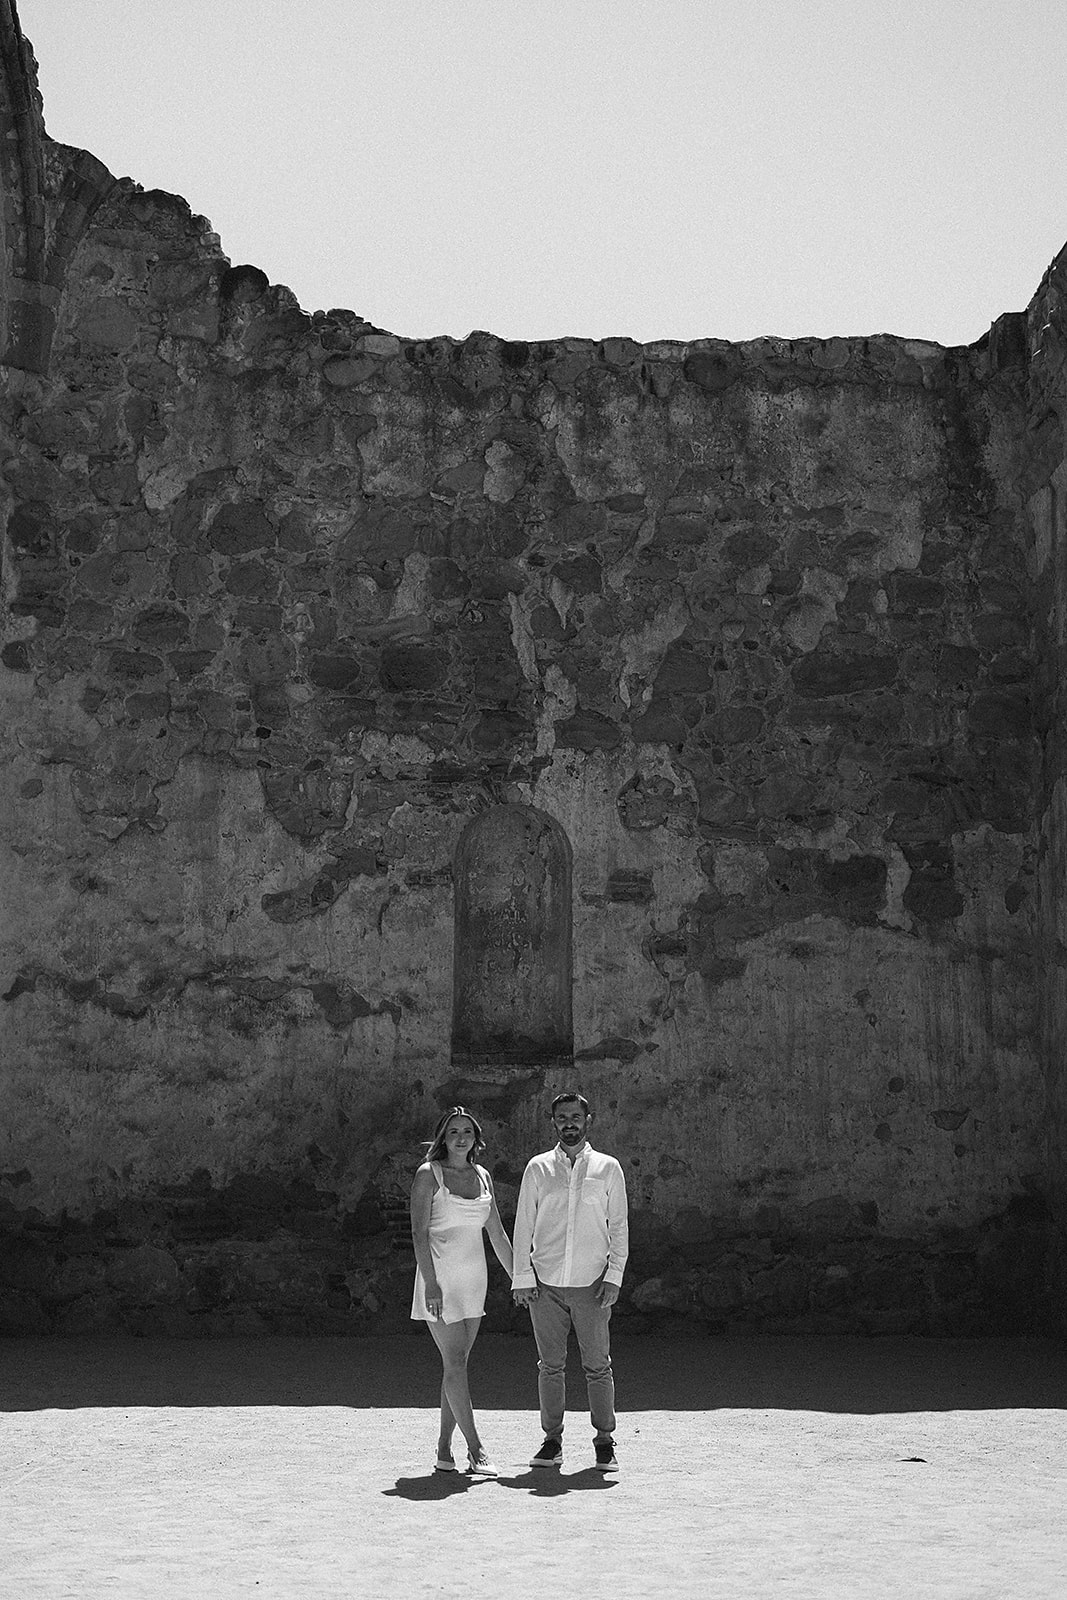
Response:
[530,1437,563,1468]
[594,1437,618,1472]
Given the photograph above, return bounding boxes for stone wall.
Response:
[0,9,1054,1335]
[1026,244,1067,1333]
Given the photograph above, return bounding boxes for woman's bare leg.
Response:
[428,1317,483,1458]
[437,1384,457,1459]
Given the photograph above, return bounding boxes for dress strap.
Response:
[429,1161,446,1192]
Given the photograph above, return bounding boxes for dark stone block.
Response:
[168,650,215,680]
[655,514,710,548]
[607,869,654,904]
[124,692,170,721]
[555,709,622,752]
[224,560,276,600]
[902,844,964,923]
[752,771,817,821]
[696,954,747,985]
[7,500,54,555]
[653,640,714,695]
[309,653,364,691]
[379,644,446,693]
[63,514,103,556]
[725,527,776,568]
[631,705,688,746]
[132,604,190,649]
[427,558,469,601]
[530,603,569,643]
[551,554,602,593]
[616,772,693,831]
[219,264,270,303]
[1,641,31,671]
[818,854,887,923]
[261,768,353,839]
[332,843,383,879]
[702,704,764,744]
[208,502,275,556]
[694,775,753,831]
[967,689,1029,739]
[5,300,56,375]
[887,573,945,611]
[937,643,980,688]
[89,460,142,508]
[237,604,284,635]
[67,599,113,634]
[988,649,1029,683]
[343,504,423,566]
[108,649,164,680]
[311,983,374,1028]
[684,349,741,394]
[792,651,897,697]
[972,614,1029,651]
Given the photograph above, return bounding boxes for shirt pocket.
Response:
[580,1178,607,1205]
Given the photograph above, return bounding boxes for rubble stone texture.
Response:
[2,2,1064,1335]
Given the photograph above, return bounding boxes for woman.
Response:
[410,1105,513,1476]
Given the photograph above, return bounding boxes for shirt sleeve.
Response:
[603,1161,629,1286]
[511,1163,539,1289]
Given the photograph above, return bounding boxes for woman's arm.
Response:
[410,1164,442,1315]
[482,1171,514,1277]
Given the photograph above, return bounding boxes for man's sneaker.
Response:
[594,1437,618,1472]
[530,1437,563,1468]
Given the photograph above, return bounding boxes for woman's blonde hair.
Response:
[425,1105,485,1166]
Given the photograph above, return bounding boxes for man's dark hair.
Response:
[551,1091,591,1117]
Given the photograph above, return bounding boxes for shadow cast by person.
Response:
[497,1468,619,1497]
[382,1472,481,1501]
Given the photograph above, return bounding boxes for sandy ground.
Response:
[1,1332,1065,1600]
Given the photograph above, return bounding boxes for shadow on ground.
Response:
[383,1467,618,1501]
[2,1332,1065,1415]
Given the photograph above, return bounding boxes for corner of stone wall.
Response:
[1024,237,1067,1333]
[0,5,117,373]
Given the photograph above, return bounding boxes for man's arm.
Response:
[601,1161,629,1293]
[511,1163,540,1300]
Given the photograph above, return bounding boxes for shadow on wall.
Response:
[2,1333,1066,1415]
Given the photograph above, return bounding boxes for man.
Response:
[512,1090,629,1473]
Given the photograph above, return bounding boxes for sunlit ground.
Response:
[3,1334,1065,1599]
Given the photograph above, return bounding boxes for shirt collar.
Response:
[554,1141,591,1164]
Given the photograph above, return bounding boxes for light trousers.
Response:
[528,1277,616,1438]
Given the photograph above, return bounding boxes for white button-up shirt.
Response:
[511,1143,629,1290]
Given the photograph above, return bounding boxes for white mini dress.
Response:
[411,1162,492,1325]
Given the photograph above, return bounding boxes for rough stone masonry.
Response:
[2,2,1065,1337]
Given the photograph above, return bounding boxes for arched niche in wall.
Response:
[451,804,573,1069]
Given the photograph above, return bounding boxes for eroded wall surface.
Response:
[1027,246,1067,1332]
[0,17,1052,1334]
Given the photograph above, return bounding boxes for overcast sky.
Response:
[18,0,1067,346]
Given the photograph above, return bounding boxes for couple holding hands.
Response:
[410,1091,629,1478]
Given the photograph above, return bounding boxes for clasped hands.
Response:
[512,1282,619,1308]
